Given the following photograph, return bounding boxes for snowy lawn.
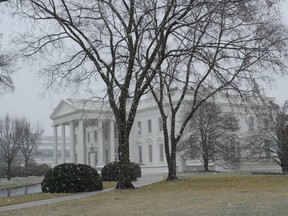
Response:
[2,173,288,216]
[0,181,117,207]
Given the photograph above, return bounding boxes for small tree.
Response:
[19,122,43,176]
[245,101,288,172]
[0,115,25,180]
[178,101,240,171]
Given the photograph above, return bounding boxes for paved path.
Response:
[0,174,164,213]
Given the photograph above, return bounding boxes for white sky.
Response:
[0,2,288,136]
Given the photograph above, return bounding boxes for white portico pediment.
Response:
[50,99,78,120]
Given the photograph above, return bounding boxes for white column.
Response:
[90,152,96,167]
[61,124,66,163]
[110,120,115,162]
[53,126,58,167]
[77,119,87,164]
[70,121,75,163]
[97,119,104,166]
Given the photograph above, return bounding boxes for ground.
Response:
[1,172,288,215]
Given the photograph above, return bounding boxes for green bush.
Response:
[41,163,103,193]
[101,162,118,181]
[101,161,141,181]
[130,162,142,178]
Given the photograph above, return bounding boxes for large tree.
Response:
[148,0,288,180]
[5,0,288,184]
[3,0,222,188]
[245,101,288,172]
[178,101,240,171]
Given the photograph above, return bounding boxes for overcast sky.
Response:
[1,2,288,136]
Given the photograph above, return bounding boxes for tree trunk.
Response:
[166,140,178,181]
[280,127,288,173]
[24,160,29,177]
[203,150,209,172]
[115,112,135,189]
[280,154,288,173]
[166,159,178,180]
[7,163,12,181]
[204,159,209,172]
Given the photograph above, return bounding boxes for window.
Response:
[159,143,164,162]
[137,121,141,135]
[148,145,153,163]
[94,130,97,141]
[148,119,152,133]
[87,132,90,142]
[158,117,163,132]
[138,146,143,164]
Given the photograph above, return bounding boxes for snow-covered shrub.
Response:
[41,163,103,193]
[101,161,141,181]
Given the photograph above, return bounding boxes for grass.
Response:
[2,173,288,215]
[0,181,117,207]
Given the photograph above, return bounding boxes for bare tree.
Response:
[149,1,288,180]
[4,0,223,189]
[5,0,288,184]
[245,101,288,172]
[0,115,26,180]
[19,122,43,176]
[178,101,240,171]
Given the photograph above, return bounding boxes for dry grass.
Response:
[0,193,70,207]
[0,181,117,207]
[2,173,288,216]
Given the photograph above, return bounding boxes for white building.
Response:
[50,90,280,172]
[33,136,70,166]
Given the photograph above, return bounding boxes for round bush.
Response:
[41,163,103,193]
[130,162,142,178]
[101,161,141,181]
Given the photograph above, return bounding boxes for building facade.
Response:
[50,91,280,172]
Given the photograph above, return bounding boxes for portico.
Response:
[50,99,117,167]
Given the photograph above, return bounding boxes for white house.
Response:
[50,90,280,172]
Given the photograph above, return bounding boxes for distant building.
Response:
[50,90,280,172]
[33,136,70,166]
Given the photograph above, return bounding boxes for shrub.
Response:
[41,163,103,193]
[32,164,51,176]
[130,162,142,178]
[101,162,119,181]
[4,163,51,178]
[101,161,141,181]
[21,163,51,177]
